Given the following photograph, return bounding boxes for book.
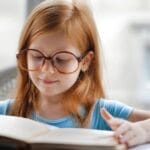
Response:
[0,115,127,150]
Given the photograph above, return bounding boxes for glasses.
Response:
[16,49,87,74]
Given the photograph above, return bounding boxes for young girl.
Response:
[0,0,149,147]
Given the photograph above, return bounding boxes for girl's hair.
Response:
[11,0,105,126]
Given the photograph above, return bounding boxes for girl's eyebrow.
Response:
[29,47,81,57]
[45,49,77,56]
[28,48,52,55]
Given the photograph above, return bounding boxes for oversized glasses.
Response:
[16,49,87,74]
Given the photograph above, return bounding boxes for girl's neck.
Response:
[39,94,62,105]
[35,94,68,119]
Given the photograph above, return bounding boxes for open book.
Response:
[0,115,126,150]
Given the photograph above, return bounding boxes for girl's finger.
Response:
[100,108,113,121]
[100,108,117,130]
[100,108,124,130]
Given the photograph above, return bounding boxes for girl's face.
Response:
[28,31,92,99]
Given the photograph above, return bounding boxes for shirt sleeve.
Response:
[0,99,12,115]
[89,98,133,130]
[99,99,133,119]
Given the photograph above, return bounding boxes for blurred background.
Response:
[0,0,150,110]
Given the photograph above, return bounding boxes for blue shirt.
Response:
[0,99,133,130]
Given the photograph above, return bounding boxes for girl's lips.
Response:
[40,79,59,84]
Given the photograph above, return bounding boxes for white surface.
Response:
[129,143,150,150]
[32,128,116,145]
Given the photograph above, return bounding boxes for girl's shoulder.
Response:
[89,98,134,130]
[93,98,133,119]
[0,99,14,115]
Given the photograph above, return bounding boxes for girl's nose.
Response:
[41,60,55,74]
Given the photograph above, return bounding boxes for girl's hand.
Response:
[100,108,148,147]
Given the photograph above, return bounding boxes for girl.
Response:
[0,0,149,147]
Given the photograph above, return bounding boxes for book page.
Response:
[0,115,56,141]
[31,128,118,146]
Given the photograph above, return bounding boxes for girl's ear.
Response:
[81,51,94,72]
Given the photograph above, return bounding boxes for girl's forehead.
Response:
[29,31,81,55]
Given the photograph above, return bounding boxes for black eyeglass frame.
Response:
[16,49,89,74]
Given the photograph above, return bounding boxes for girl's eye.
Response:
[55,57,69,63]
[35,56,43,59]
[31,55,43,60]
